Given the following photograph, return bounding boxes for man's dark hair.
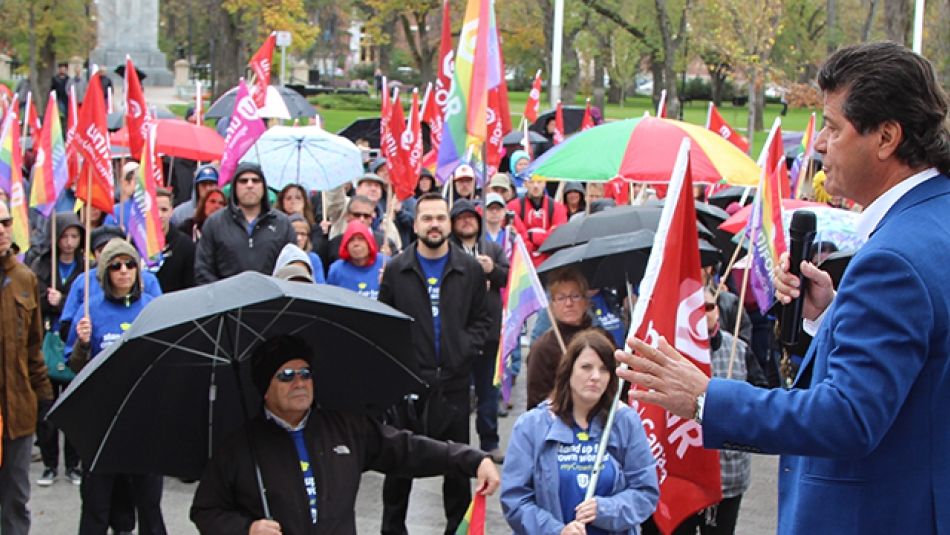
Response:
[817,42,950,174]
[156,187,172,200]
[415,192,448,218]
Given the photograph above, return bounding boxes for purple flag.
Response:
[218,80,266,186]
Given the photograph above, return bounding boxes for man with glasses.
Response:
[325,195,397,267]
[526,267,609,410]
[195,163,296,284]
[0,200,53,535]
[191,334,499,535]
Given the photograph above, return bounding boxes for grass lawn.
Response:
[173,90,820,157]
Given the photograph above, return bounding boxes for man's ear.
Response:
[877,120,903,161]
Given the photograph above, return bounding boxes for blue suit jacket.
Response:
[702,175,950,534]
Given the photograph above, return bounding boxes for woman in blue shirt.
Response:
[502,329,658,535]
[65,238,167,535]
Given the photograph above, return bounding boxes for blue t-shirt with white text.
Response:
[416,251,448,362]
[558,423,615,534]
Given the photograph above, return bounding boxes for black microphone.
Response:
[780,210,817,348]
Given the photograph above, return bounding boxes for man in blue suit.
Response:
[617,42,950,534]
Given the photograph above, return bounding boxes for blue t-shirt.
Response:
[326,254,388,299]
[307,252,327,284]
[589,293,626,348]
[557,422,616,535]
[64,292,155,360]
[290,429,318,525]
[415,251,448,362]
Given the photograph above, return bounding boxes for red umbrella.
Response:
[112,119,224,162]
[718,199,824,234]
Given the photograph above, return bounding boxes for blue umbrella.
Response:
[240,125,364,191]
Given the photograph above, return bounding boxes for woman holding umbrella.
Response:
[65,238,167,535]
[501,329,658,534]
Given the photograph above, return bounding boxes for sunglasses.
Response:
[275,367,313,382]
[0,217,12,228]
[107,259,138,272]
[236,177,263,185]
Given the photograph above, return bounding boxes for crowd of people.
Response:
[0,41,947,535]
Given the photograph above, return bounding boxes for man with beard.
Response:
[378,193,491,534]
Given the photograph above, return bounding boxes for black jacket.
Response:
[378,243,491,392]
[194,163,295,284]
[155,225,195,293]
[190,410,486,535]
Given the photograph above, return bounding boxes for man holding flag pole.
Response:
[616,42,950,535]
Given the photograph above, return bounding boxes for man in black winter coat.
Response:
[449,199,508,462]
[190,335,499,535]
[377,193,491,535]
[153,188,195,293]
[194,163,295,284]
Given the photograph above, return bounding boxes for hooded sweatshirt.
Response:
[272,243,326,284]
[170,164,220,227]
[65,239,154,368]
[326,220,388,299]
[29,212,86,330]
[194,162,296,284]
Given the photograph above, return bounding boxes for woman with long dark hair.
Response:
[502,329,658,535]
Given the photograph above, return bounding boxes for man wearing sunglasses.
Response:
[195,163,296,284]
[191,334,500,535]
[0,200,53,535]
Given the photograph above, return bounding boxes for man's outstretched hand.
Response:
[616,336,710,420]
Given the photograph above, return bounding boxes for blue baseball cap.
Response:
[194,164,220,184]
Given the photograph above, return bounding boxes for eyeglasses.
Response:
[107,259,138,272]
[236,177,263,185]
[350,211,374,221]
[275,367,313,382]
[552,294,584,304]
[704,302,717,312]
[0,218,12,228]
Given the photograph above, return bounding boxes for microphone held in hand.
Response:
[780,210,817,348]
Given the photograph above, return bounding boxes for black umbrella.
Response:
[206,85,318,120]
[107,106,176,131]
[707,185,754,209]
[336,116,432,153]
[538,230,720,289]
[114,64,146,81]
[646,199,734,267]
[48,272,422,480]
[540,205,714,254]
[530,106,587,137]
[502,129,546,145]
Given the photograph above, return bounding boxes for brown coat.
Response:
[1,252,53,440]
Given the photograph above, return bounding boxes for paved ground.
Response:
[30,366,778,533]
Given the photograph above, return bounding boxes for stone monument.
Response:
[90,0,174,86]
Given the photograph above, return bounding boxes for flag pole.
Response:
[82,168,92,321]
[544,304,567,353]
[714,230,749,301]
[50,212,57,295]
[726,237,754,379]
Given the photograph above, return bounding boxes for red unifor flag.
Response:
[523,70,542,123]
[421,83,441,171]
[759,119,790,199]
[484,21,511,176]
[124,56,151,161]
[552,100,565,145]
[656,89,668,118]
[382,88,408,190]
[248,32,277,109]
[706,102,749,153]
[65,84,81,187]
[627,139,722,535]
[395,88,422,201]
[24,92,41,135]
[580,98,595,131]
[74,72,115,213]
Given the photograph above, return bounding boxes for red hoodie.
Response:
[339,220,378,266]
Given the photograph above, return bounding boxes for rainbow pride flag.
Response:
[436,0,498,183]
[127,126,166,265]
[746,118,788,314]
[495,234,548,401]
[30,91,69,217]
[454,493,486,535]
[0,101,30,252]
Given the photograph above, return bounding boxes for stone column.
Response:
[0,55,10,81]
[90,0,173,86]
[292,60,309,84]
[174,59,190,87]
